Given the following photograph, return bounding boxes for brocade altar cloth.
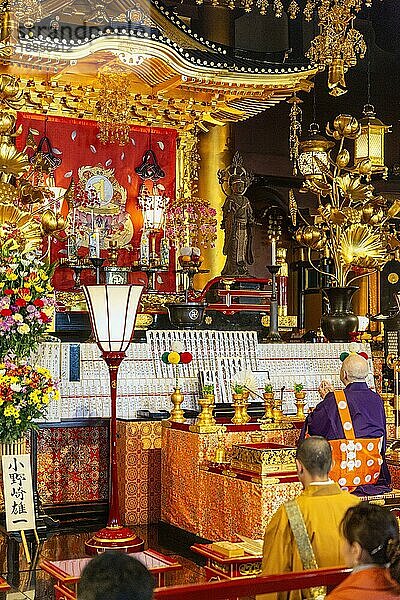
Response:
[117,420,162,524]
[161,424,302,539]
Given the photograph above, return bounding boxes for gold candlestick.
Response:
[231,393,251,425]
[294,391,307,420]
[169,387,186,423]
[190,394,219,433]
[108,240,119,266]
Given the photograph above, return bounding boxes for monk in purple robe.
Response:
[300,353,391,496]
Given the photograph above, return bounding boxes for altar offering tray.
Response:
[230,442,296,475]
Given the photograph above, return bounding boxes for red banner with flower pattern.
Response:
[16,113,177,291]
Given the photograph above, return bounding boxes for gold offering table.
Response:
[191,542,263,580]
[161,422,302,540]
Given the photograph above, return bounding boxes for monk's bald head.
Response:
[340,353,369,385]
[296,436,332,477]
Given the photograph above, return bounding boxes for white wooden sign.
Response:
[2,454,36,532]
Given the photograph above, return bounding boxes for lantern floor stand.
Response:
[266,265,283,343]
[85,352,144,554]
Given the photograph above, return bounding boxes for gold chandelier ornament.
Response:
[96,66,132,146]
[307,0,367,96]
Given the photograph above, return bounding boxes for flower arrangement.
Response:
[165,195,217,251]
[264,382,273,393]
[0,225,55,361]
[0,360,59,442]
[293,383,304,393]
[295,114,400,287]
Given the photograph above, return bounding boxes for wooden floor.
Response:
[0,523,206,599]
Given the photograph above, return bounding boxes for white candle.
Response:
[271,239,276,266]
[89,230,101,258]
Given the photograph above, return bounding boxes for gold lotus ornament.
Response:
[0,112,16,134]
[361,203,375,224]
[387,200,400,219]
[327,115,361,140]
[368,207,384,226]
[336,174,373,203]
[294,112,397,289]
[357,158,373,177]
[0,203,42,253]
[41,209,66,235]
[339,224,387,268]
[0,75,24,110]
[302,178,331,196]
[302,226,322,247]
[336,149,350,168]
[318,204,346,226]
[0,181,19,204]
[342,207,362,224]
[0,143,30,179]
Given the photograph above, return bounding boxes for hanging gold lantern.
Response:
[354,104,391,175]
[297,124,334,179]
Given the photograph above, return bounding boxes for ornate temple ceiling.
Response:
[2,0,317,132]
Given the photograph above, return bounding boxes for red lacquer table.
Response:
[40,549,181,600]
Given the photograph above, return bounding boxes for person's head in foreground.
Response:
[295,436,332,488]
[340,353,368,387]
[341,502,400,579]
[77,551,155,600]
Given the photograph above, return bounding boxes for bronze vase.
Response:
[320,286,359,342]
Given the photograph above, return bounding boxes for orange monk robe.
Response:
[326,566,400,599]
[259,483,360,600]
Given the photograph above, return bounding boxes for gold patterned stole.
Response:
[285,500,327,600]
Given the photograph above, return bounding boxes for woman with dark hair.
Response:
[327,502,400,599]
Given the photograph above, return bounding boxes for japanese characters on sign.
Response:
[2,454,36,532]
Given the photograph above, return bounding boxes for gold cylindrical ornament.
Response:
[294,391,306,420]
[189,394,219,433]
[231,394,251,425]
[260,392,274,422]
[169,387,185,423]
[213,425,228,464]
[272,400,284,422]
